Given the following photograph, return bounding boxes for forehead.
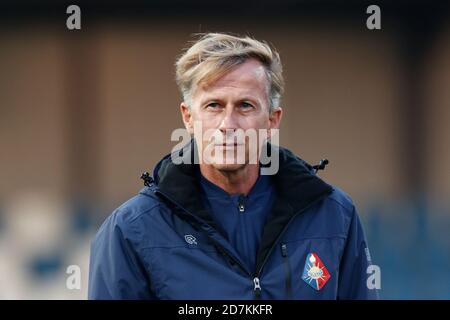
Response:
[195,59,269,100]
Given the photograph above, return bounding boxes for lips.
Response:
[215,143,244,146]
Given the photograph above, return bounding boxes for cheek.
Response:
[241,114,270,130]
[194,109,219,124]
[191,113,221,143]
[190,110,215,130]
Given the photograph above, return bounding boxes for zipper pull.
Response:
[313,158,329,174]
[253,277,262,298]
[140,172,154,186]
[281,243,288,257]
[238,194,245,213]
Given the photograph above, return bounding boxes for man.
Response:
[88,33,379,299]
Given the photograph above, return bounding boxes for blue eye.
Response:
[241,102,254,109]
[206,103,221,109]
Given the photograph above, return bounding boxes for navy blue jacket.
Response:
[88,142,379,299]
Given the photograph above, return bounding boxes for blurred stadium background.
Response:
[0,0,449,299]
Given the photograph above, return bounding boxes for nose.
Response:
[218,107,239,134]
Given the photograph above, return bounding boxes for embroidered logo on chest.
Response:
[302,252,331,290]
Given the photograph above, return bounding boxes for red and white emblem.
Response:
[302,252,331,290]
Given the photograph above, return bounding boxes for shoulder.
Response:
[326,185,356,215]
[309,184,359,236]
[93,187,167,247]
[116,188,164,224]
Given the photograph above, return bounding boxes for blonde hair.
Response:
[175,33,284,112]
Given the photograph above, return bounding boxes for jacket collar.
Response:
[153,139,332,215]
[151,139,333,274]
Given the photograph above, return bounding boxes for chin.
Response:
[211,162,247,173]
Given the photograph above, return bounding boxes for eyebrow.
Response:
[200,96,261,106]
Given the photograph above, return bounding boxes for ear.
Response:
[268,107,283,133]
[180,102,194,134]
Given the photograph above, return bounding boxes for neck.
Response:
[199,164,260,195]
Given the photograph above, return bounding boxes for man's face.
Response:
[181,59,282,172]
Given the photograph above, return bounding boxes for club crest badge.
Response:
[302,252,331,290]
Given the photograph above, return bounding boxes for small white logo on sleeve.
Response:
[184,234,197,245]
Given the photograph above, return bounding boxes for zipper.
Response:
[154,189,250,274]
[155,189,263,298]
[254,192,331,281]
[281,243,293,299]
[154,187,330,300]
[253,277,262,299]
[237,194,245,213]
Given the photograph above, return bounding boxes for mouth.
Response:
[214,143,245,147]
